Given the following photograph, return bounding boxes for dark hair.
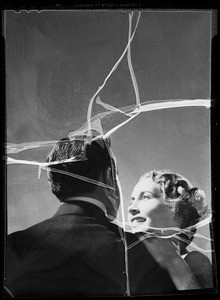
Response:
[141,170,203,249]
[46,135,114,200]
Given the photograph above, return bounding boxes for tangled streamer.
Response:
[6,11,213,296]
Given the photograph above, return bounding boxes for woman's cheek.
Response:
[139,199,161,217]
[127,212,132,222]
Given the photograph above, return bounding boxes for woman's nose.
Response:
[129,208,140,215]
[128,200,140,215]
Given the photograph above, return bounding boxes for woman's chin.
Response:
[131,222,150,233]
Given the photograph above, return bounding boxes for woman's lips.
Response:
[131,217,147,224]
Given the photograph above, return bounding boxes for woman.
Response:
[128,170,213,290]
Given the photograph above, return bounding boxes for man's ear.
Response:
[105,167,113,185]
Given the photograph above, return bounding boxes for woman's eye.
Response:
[142,194,151,200]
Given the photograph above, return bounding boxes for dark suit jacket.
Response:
[4,201,176,297]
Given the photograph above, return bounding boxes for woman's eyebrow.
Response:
[141,191,157,197]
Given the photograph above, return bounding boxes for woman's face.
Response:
[128,177,179,233]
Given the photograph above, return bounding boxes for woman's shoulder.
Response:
[184,250,211,261]
[184,251,212,271]
[184,251,213,288]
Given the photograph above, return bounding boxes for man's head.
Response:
[46,135,120,219]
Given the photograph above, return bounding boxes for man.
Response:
[4,134,176,297]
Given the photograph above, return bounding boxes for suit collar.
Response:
[54,200,107,220]
[62,197,107,214]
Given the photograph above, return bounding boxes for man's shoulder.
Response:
[7,217,55,245]
[125,231,140,244]
[105,221,124,237]
[106,224,141,245]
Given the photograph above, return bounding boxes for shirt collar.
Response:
[61,196,107,215]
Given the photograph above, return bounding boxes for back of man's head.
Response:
[46,135,120,219]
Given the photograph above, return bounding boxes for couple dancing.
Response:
[4,134,213,297]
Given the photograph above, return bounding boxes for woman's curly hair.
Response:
[140,170,209,247]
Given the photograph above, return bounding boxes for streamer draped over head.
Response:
[45,133,120,219]
[6,10,212,262]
